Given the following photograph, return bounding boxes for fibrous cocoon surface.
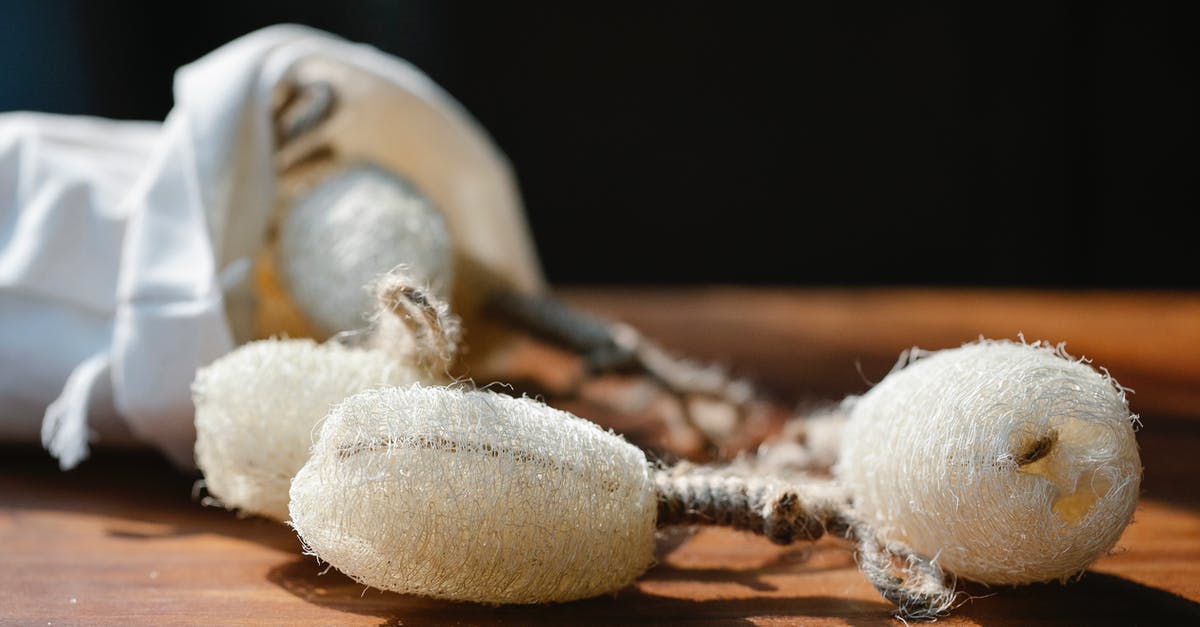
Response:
[289,385,658,603]
[278,164,455,336]
[837,340,1141,585]
[193,339,423,520]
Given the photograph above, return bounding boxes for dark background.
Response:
[1,1,1194,287]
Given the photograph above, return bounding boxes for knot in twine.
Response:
[653,463,958,619]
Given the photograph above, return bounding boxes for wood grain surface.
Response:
[2,288,1198,626]
[560,287,1200,419]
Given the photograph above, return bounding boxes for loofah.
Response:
[193,339,424,520]
[836,339,1142,585]
[288,385,659,603]
[277,164,455,336]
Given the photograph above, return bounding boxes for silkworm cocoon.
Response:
[836,340,1141,585]
[288,385,658,603]
[278,164,455,336]
[193,339,424,520]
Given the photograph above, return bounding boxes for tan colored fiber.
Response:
[652,464,956,618]
[370,271,461,376]
[837,339,1142,585]
[288,385,658,603]
[653,464,848,544]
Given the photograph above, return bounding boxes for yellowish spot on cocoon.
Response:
[836,340,1141,585]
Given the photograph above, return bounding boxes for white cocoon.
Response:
[289,385,658,603]
[837,340,1141,584]
[278,164,455,336]
[193,339,422,520]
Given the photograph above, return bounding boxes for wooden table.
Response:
[3,288,1199,625]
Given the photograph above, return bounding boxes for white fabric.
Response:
[0,25,539,469]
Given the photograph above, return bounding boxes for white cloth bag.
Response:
[0,25,539,469]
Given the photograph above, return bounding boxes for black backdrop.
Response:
[2,2,1194,287]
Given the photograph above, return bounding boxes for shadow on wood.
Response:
[954,571,1200,624]
[265,555,897,626]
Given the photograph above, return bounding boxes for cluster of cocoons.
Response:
[194,338,1143,609]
